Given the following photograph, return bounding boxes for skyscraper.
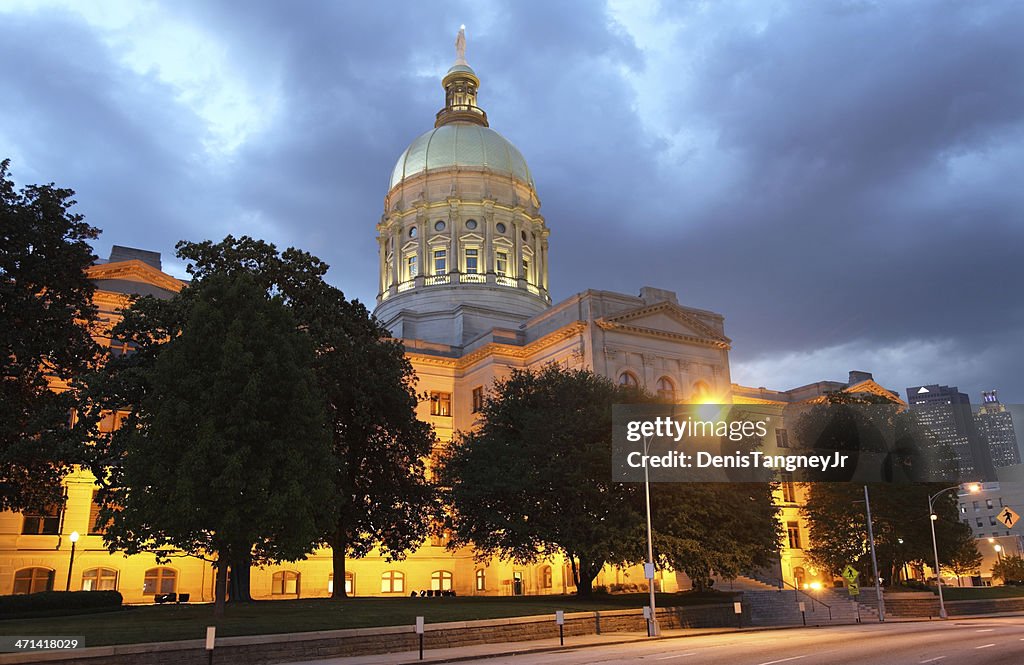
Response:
[906,384,997,482]
[976,390,1022,468]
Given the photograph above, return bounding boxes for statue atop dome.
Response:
[455,25,467,65]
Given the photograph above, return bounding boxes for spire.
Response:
[435,26,488,128]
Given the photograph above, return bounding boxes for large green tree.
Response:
[441,365,646,596]
[96,272,335,615]
[0,159,101,512]
[169,236,436,599]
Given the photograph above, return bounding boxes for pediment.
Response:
[599,302,730,348]
[87,259,185,294]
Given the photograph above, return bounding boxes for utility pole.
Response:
[863,486,886,622]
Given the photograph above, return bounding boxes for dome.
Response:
[389,123,534,192]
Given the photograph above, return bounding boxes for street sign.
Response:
[997,506,1019,529]
[841,564,860,583]
[847,581,860,597]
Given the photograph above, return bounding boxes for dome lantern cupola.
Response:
[436,26,488,128]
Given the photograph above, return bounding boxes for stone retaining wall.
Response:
[0,604,740,665]
[858,593,1024,617]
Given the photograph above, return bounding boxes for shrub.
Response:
[0,590,122,615]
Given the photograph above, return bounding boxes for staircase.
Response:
[716,575,879,626]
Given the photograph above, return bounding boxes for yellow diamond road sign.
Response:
[842,565,859,583]
[998,506,1020,529]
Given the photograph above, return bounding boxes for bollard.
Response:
[415,616,424,660]
[799,601,806,626]
[205,626,215,665]
[555,610,565,646]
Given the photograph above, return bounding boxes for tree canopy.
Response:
[0,159,100,512]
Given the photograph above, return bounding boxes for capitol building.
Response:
[0,33,875,601]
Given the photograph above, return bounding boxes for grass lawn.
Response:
[937,585,1024,601]
[0,591,735,647]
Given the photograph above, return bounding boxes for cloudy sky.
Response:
[3,0,1022,403]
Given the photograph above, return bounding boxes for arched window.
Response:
[328,572,354,595]
[431,570,453,591]
[13,568,54,595]
[82,567,118,591]
[143,567,176,595]
[272,571,300,595]
[618,372,639,388]
[539,565,552,589]
[692,380,712,402]
[656,377,675,401]
[475,569,486,591]
[381,570,405,593]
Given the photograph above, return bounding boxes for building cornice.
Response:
[87,260,186,294]
[405,321,588,370]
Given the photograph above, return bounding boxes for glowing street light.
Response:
[65,530,80,592]
[929,483,979,619]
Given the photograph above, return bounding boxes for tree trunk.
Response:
[331,527,348,599]
[213,559,228,617]
[575,556,600,597]
[229,551,252,603]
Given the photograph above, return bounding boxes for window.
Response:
[143,568,177,595]
[540,565,552,589]
[522,257,530,280]
[973,501,980,511]
[496,251,508,276]
[496,222,506,234]
[618,372,639,388]
[787,522,802,550]
[989,515,998,526]
[433,249,447,274]
[434,220,446,232]
[521,230,528,241]
[82,568,118,591]
[656,377,675,401]
[776,428,790,449]
[465,248,479,274]
[780,473,796,503]
[977,518,984,527]
[13,568,54,595]
[328,572,354,595]
[475,569,486,591]
[381,571,404,593]
[431,570,453,591]
[472,386,484,413]
[272,571,300,595]
[407,254,418,279]
[986,499,994,510]
[22,503,61,535]
[430,392,452,417]
[960,503,967,514]
[466,219,477,230]
[409,226,417,238]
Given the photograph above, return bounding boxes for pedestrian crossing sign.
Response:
[998,506,1019,529]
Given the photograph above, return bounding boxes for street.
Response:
[466,618,1024,665]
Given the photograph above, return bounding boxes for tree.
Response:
[0,159,101,512]
[441,365,645,596]
[992,555,1024,585]
[946,538,983,586]
[169,236,436,599]
[96,272,335,615]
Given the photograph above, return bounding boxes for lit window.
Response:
[472,386,484,413]
[776,429,790,449]
[430,392,452,417]
[328,573,354,595]
[22,504,61,535]
[13,568,54,595]
[986,499,994,509]
[381,571,405,593]
[433,249,447,274]
[465,248,479,274]
[143,568,177,595]
[619,372,639,388]
[407,254,418,279]
[272,571,300,595]
[82,568,118,591]
[780,472,796,503]
[656,377,675,401]
[431,570,453,591]
[496,252,508,276]
[787,522,802,550]
[475,569,486,591]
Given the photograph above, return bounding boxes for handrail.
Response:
[761,575,832,613]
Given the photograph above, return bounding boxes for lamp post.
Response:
[642,434,659,636]
[862,486,886,622]
[65,530,80,592]
[928,483,979,619]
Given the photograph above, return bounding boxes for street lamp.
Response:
[65,530,80,592]
[994,543,1003,564]
[929,483,979,619]
[641,434,659,637]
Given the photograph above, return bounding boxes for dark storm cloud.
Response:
[2,1,1021,400]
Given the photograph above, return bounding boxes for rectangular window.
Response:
[496,252,508,276]
[787,521,802,550]
[989,515,998,526]
[22,504,61,535]
[973,501,980,511]
[430,392,452,417]
[986,499,994,509]
[776,428,789,449]
[472,386,484,413]
[89,492,108,535]
[407,254,418,279]
[977,517,984,527]
[465,248,478,274]
[522,258,530,280]
[433,249,447,274]
[960,503,967,514]
[780,473,796,503]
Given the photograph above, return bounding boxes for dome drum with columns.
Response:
[375,29,550,347]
